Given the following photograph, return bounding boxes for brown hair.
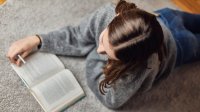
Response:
[99,0,167,94]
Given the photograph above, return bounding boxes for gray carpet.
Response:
[0,0,200,112]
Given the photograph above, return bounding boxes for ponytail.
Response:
[115,0,137,14]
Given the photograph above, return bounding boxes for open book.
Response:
[11,52,85,112]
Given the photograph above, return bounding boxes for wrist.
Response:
[35,35,42,49]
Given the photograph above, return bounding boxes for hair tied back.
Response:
[115,0,137,14]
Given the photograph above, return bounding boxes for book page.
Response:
[31,69,85,112]
[11,52,65,87]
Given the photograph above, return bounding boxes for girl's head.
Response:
[97,0,166,94]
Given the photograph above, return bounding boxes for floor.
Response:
[172,0,200,14]
[0,0,200,112]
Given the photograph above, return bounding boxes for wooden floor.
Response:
[0,0,6,5]
[172,0,200,14]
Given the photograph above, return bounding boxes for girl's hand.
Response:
[6,36,41,66]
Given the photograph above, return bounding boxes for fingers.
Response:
[6,36,36,65]
[6,46,16,63]
[7,47,23,64]
[16,51,30,67]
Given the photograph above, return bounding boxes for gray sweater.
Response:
[37,3,177,109]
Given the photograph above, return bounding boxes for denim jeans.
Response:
[155,8,200,67]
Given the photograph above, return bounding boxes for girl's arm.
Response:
[37,16,95,56]
[37,3,115,57]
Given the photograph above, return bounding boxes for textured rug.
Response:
[0,0,200,112]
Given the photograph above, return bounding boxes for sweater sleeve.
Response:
[36,4,114,56]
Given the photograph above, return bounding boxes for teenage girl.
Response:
[6,0,200,109]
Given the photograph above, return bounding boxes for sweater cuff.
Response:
[35,34,51,52]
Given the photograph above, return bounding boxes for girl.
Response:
[6,0,200,109]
